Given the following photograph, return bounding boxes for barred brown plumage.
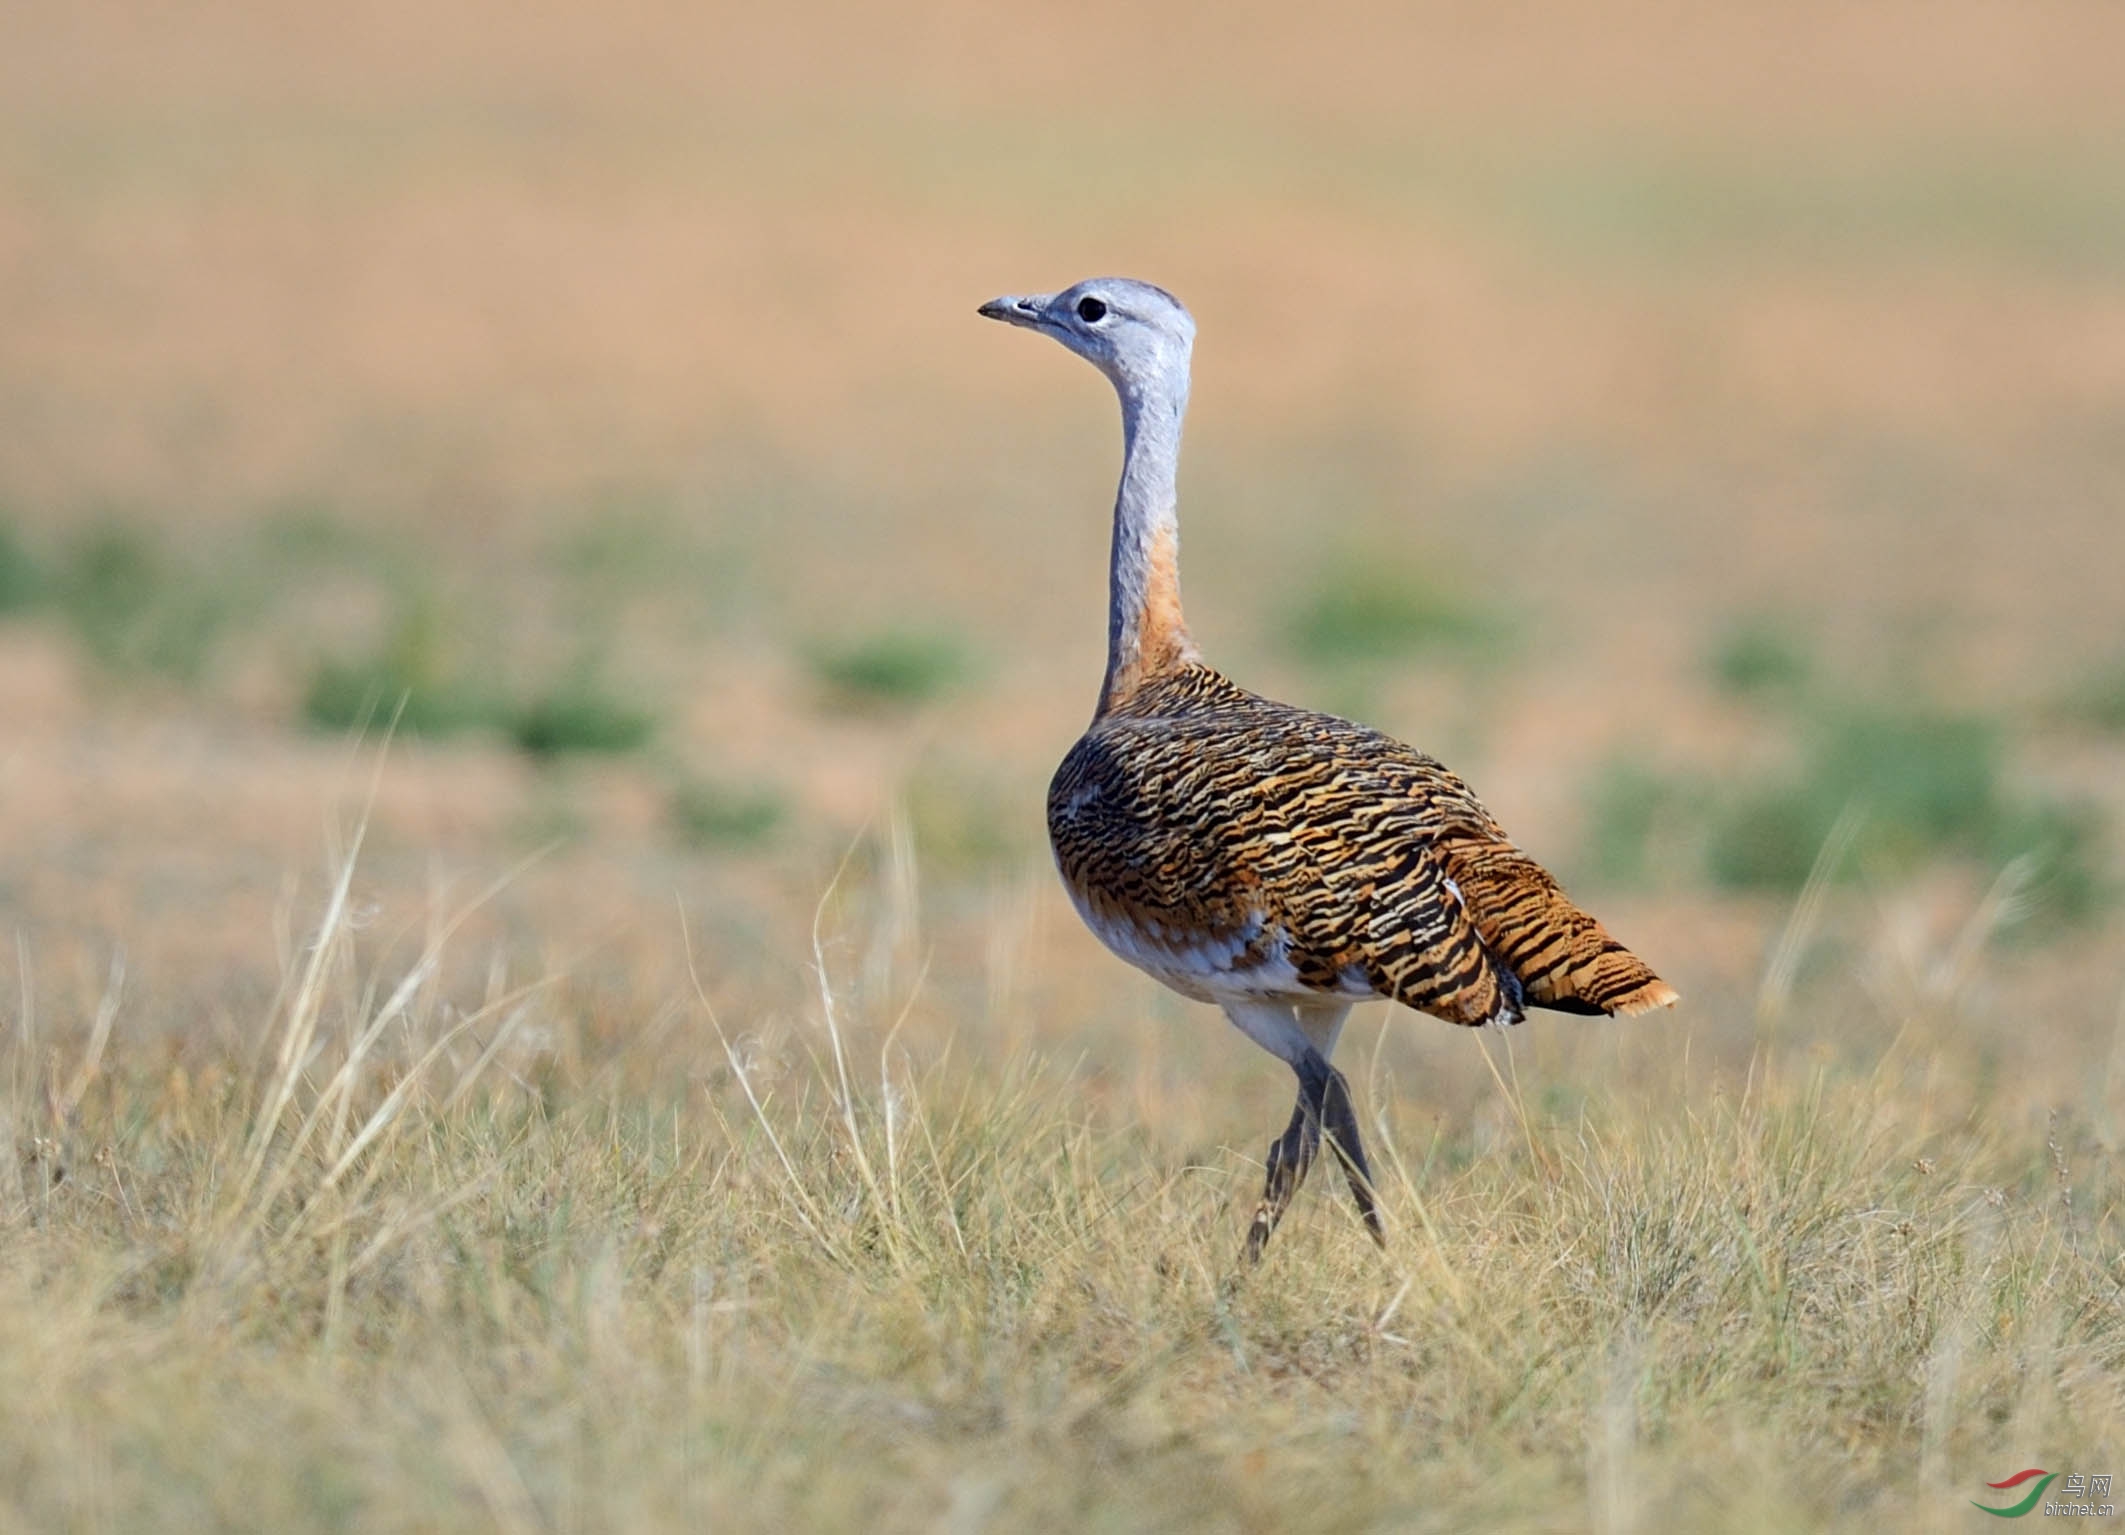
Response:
[981,276,1676,1262]
[1051,663,1675,1029]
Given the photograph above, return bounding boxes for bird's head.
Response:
[978,277,1194,398]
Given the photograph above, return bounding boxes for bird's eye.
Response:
[1075,296,1108,323]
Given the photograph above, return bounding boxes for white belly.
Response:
[1063,887,1373,1006]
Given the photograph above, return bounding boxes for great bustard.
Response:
[979,277,1677,1261]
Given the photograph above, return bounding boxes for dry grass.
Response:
[3,789,2121,1532]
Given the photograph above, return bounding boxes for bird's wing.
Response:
[1059,666,1676,1025]
[1201,688,1676,1026]
[1243,740,1534,1026]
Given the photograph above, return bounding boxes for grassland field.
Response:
[2,2,2124,1529]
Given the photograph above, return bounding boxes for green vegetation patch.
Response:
[0,515,44,614]
[1584,614,2107,925]
[1704,710,2099,919]
[510,681,655,758]
[809,628,969,710]
[903,762,1026,871]
[1581,760,1697,889]
[1708,615,1814,698]
[2059,654,2125,733]
[1709,712,1988,888]
[302,603,653,758]
[1585,704,2104,926]
[303,657,509,740]
[1284,566,1499,667]
[301,603,511,740]
[671,778,787,850]
[57,523,232,681]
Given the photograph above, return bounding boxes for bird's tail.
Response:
[1443,839,1678,1017]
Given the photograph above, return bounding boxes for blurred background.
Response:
[3,0,2123,1125]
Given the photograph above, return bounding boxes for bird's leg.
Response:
[1242,1049,1384,1263]
[1224,1002,1383,1262]
[1243,1089,1319,1263]
[1291,1001,1380,1245]
[1319,1065,1384,1246]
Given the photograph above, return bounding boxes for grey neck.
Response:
[1098,371,1196,713]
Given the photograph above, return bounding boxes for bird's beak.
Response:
[977,293,1052,329]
